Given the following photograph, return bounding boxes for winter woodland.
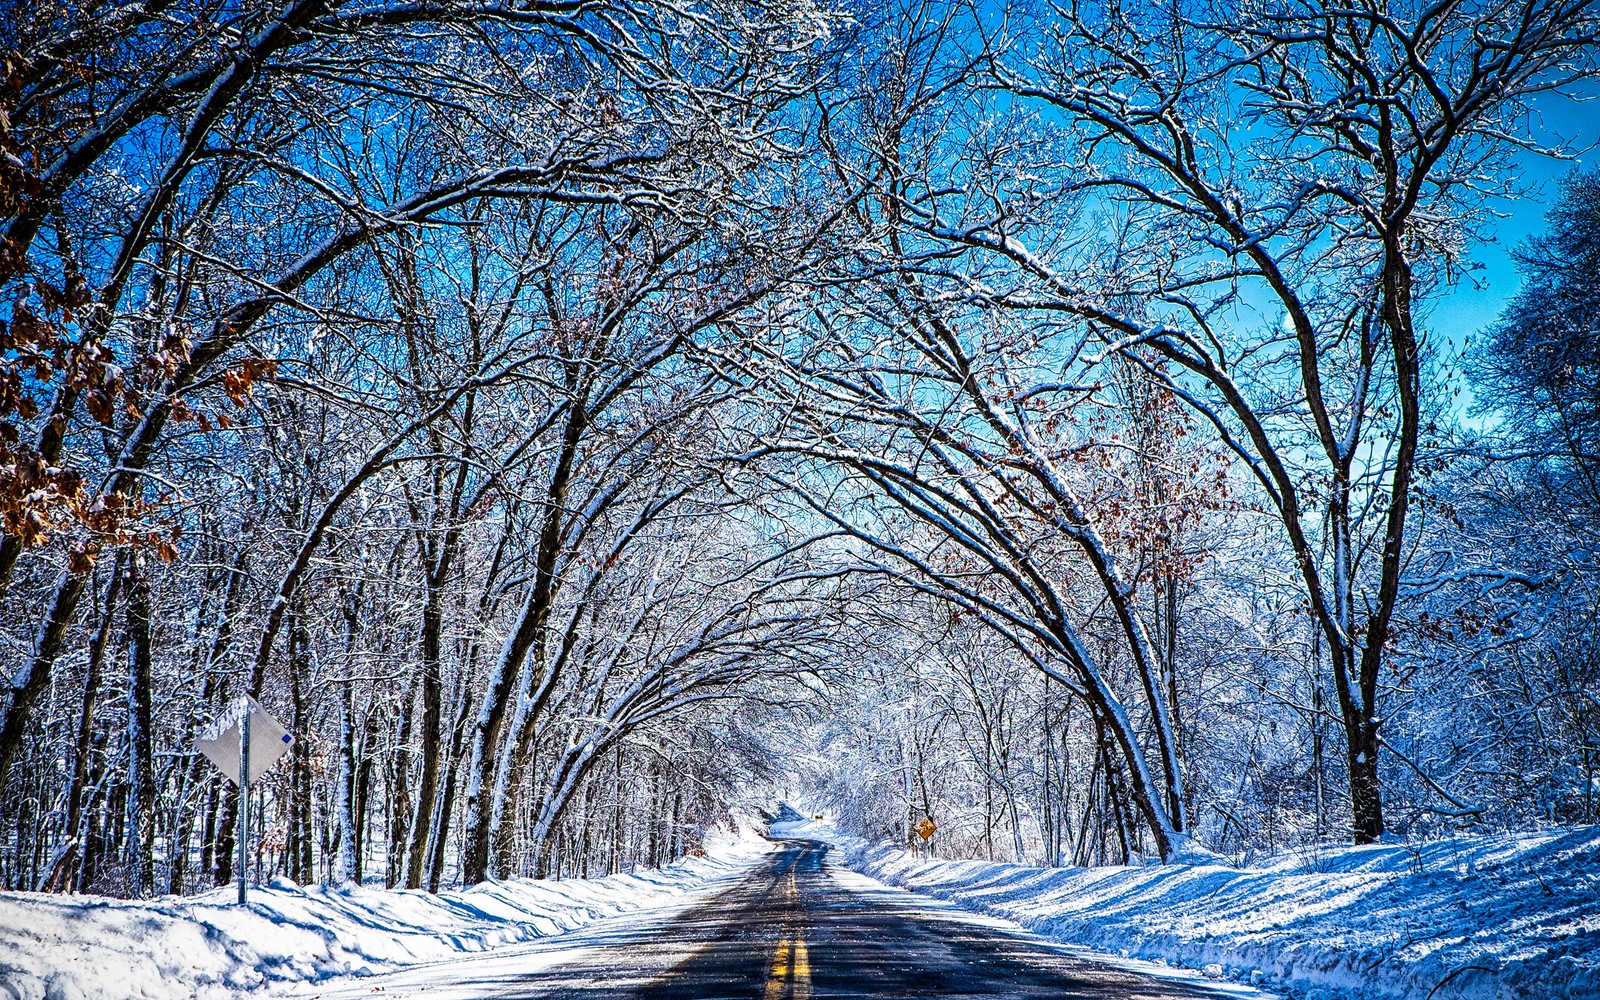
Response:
[0,0,1597,897]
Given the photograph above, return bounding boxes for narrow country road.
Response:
[298,840,1243,1000]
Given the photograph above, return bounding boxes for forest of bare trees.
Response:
[1,0,1596,896]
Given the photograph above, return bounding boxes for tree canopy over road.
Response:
[1,0,1596,894]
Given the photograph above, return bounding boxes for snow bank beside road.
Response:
[0,835,771,1000]
[784,819,1598,1000]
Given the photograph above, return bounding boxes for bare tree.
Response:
[898,0,1600,843]
[0,0,835,806]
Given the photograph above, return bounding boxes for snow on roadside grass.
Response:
[0,834,772,1000]
[777,818,1599,1000]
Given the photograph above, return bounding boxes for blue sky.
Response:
[1425,85,1597,415]
[1428,85,1599,341]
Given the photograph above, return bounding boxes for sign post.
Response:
[196,697,292,905]
[238,707,251,904]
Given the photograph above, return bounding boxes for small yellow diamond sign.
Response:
[916,817,937,840]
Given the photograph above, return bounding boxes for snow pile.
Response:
[783,818,1598,1000]
[0,834,772,1000]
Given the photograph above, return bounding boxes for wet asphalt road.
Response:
[310,839,1238,1000]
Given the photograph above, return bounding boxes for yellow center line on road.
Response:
[764,852,812,1000]
[763,933,813,1000]
[791,937,811,1000]
[764,937,792,1000]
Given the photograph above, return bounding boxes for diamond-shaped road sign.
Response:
[197,696,292,785]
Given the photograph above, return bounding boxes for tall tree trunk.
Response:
[1346,717,1384,844]
[354,699,381,885]
[611,747,624,874]
[46,561,122,892]
[462,589,540,884]
[199,781,219,887]
[461,404,587,885]
[386,674,416,888]
[124,555,155,897]
[427,665,475,893]
[214,788,238,887]
[405,580,445,888]
[289,612,314,884]
[334,683,358,886]
[0,571,90,804]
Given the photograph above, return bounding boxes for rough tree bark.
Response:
[123,555,155,897]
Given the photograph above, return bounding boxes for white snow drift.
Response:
[780,817,1598,1000]
[0,834,771,1000]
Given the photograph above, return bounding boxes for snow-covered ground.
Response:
[774,816,1597,1000]
[6,815,1593,1000]
[0,833,773,1000]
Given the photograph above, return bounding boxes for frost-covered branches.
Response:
[0,0,1595,897]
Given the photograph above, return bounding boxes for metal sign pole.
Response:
[238,705,251,905]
